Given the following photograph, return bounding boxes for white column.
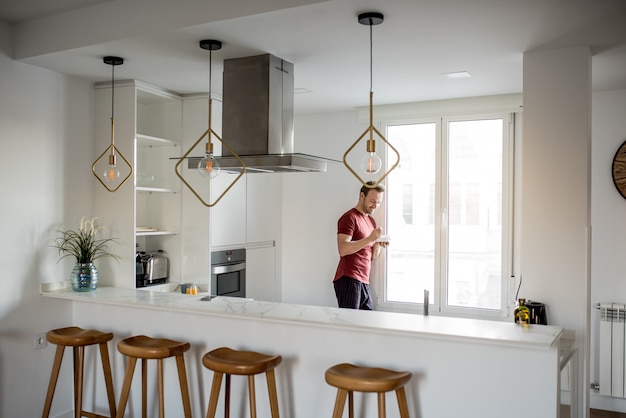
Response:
[521,46,591,417]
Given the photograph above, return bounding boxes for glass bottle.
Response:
[514,298,530,324]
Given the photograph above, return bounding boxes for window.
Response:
[380,114,513,317]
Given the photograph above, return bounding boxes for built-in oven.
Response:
[210,249,246,298]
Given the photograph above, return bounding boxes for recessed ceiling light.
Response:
[442,71,472,79]
[294,87,312,94]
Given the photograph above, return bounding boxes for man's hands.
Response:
[369,227,383,242]
[369,228,389,248]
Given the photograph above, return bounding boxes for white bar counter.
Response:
[41,286,566,418]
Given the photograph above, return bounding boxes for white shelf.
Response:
[136,230,177,237]
[136,186,177,193]
[136,133,178,147]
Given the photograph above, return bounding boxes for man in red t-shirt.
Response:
[333,181,389,309]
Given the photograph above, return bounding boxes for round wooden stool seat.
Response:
[42,326,116,418]
[46,326,113,346]
[117,335,190,359]
[325,363,412,393]
[325,363,412,418]
[116,335,192,418]
[202,347,283,418]
[202,347,282,375]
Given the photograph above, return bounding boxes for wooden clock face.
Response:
[612,140,626,199]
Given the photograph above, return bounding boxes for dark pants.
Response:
[333,276,373,310]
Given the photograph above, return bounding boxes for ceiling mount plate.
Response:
[200,39,222,51]
[103,56,124,66]
[358,12,384,26]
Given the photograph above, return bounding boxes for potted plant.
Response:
[54,217,120,291]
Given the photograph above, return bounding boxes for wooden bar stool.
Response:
[325,363,412,418]
[116,335,192,418]
[42,326,116,418]
[202,347,282,418]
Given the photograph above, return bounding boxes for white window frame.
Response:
[371,109,520,321]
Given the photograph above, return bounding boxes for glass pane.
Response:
[386,123,436,303]
[446,119,503,309]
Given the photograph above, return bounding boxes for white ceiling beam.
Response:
[12,0,329,60]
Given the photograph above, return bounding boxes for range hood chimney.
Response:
[190,53,332,173]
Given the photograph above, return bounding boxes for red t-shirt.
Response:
[333,208,376,284]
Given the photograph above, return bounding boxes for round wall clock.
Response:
[612,140,626,199]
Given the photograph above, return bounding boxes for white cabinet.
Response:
[246,174,278,243]
[209,173,280,248]
[246,246,278,302]
[94,81,182,288]
[209,174,247,247]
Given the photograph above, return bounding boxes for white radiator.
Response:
[599,303,626,398]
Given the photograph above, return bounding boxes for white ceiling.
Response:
[2,0,626,114]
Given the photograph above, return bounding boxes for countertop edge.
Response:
[40,286,564,351]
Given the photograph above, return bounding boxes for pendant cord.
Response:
[110,62,116,151]
[111,64,115,122]
[207,48,213,144]
[208,49,212,100]
[369,21,373,93]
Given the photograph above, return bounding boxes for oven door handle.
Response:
[211,262,246,275]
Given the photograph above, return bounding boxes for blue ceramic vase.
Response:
[70,262,99,292]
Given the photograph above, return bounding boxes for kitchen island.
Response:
[41,286,568,418]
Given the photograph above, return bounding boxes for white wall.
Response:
[590,88,626,412]
[0,45,95,416]
[281,110,370,307]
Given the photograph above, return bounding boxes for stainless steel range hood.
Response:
[189,53,335,173]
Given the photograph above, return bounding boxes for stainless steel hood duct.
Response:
[189,53,335,173]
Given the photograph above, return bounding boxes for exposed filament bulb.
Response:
[103,154,120,182]
[360,138,382,174]
[197,141,220,179]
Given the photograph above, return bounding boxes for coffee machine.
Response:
[526,300,548,325]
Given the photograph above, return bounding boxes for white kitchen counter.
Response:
[41,286,562,349]
[40,286,568,418]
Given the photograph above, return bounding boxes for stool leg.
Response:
[74,346,85,418]
[157,359,165,418]
[206,372,223,418]
[116,357,137,418]
[42,345,65,418]
[224,374,231,418]
[142,358,148,418]
[247,375,257,418]
[395,387,410,418]
[175,353,193,418]
[98,342,117,418]
[348,391,354,418]
[265,369,280,418]
[377,392,386,418]
[331,389,347,418]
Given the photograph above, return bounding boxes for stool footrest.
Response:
[81,412,112,418]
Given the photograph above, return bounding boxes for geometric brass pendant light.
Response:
[175,40,246,207]
[343,12,400,188]
[92,56,133,192]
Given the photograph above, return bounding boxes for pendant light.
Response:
[197,40,221,180]
[343,12,400,188]
[175,40,246,207]
[92,56,133,192]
